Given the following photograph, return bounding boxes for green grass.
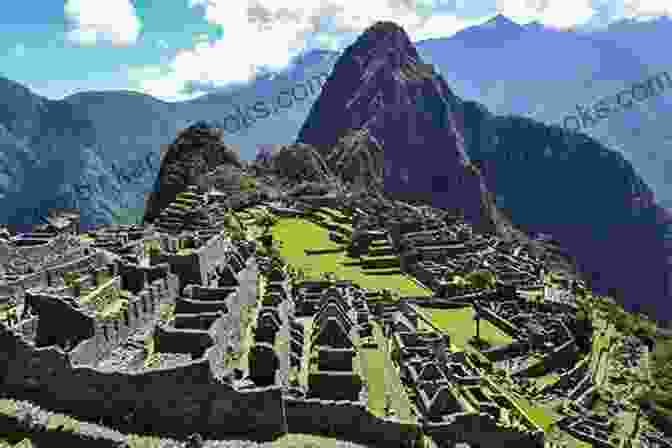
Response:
[361,347,386,416]
[97,298,128,320]
[532,373,561,388]
[426,307,514,349]
[270,218,431,297]
[271,433,362,448]
[513,396,557,431]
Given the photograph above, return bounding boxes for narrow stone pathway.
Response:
[372,321,415,421]
[237,271,263,379]
[298,316,314,390]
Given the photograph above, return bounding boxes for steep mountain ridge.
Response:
[143,121,242,223]
[297,21,509,236]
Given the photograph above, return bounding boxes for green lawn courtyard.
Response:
[425,306,514,349]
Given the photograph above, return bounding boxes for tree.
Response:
[465,270,498,291]
[239,175,257,191]
[255,210,278,234]
[62,271,81,288]
[444,272,469,288]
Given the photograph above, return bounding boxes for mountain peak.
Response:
[349,21,415,57]
[484,14,521,29]
[451,14,525,45]
[296,24,507,234]
[365,21,407,35]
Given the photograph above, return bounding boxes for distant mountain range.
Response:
[0,49,342,228]
[416,14,672,210]
[1,15,671,317]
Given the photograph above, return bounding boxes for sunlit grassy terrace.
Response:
[270,217,430,297]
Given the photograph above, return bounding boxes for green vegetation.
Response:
[0,302,16,322]
[144,240,161,257]
[158,303,175,322]
[511,396,557,431]
[427,306,513,348]
[270,433,359,448]
[255,209,279,234]
[96,297,128,320]
[361,347,386,416]
[270,217,431,296]
[239,174,257,191]
[649,336,672,411]
[62,271,81,288]
[464,270,498,290]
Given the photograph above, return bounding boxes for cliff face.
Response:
[460,100,672,318]
[143,121,242,223]
[297,21,511,235]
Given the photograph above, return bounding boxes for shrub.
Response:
[464,270,497,290]
[62,271,81,288]
[240,175,257,191]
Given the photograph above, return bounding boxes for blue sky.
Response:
[1,0,670,102]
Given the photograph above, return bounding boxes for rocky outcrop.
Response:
[296,21,509,236]
[143,121,242,223]
[271,142,335,184]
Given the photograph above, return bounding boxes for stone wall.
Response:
[0,234,81,270]
[1,322,285,440]
[13,315,38,342]
[547,357,589,393]
[6,251,109,297]
[206,310,239,380]
[186,285,238,301]
[514,339,579,377]
[153,325,213,359]
[68,273,178,366]
[478,306,521,339]
[484,341,529,362]
[68,335,102,366]
[284,397,420,447]
[426,412,544,448]
[0,414,124,448]
[25,292,95,349]
[173,311,222,330]
[118,262,173,295]
[152,252,200,293]
[197,232,232,285]
[175,297,228,314]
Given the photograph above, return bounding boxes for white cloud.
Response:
[495,0,596,27]
[64,0,142,46]
[622,0,672,19]
[127,0,671,100]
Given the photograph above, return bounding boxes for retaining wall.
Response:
[284,397,419,447]
[1,322,285,440]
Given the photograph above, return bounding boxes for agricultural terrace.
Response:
[269,217,431,297]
